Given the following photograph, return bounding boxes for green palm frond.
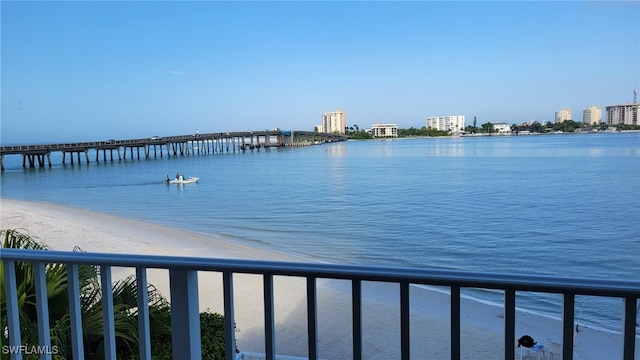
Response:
[1,229,175,358]
[2,229,48,250]
[49,314,72,359]
[2,229,227,359]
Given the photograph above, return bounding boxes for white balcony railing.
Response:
[2,249,638,360]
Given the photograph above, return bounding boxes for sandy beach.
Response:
[1,198,634,359]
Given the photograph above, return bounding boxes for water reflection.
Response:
[324,143,347,157]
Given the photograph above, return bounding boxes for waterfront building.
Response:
[426,115,465,132]
[606,104,639,126]
[555,108,572,123]
[583,106,602,125]
[371,123,398,138]
[322,109,346,134]
[493,122,512,134]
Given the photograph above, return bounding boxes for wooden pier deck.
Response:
[0,130,348,171]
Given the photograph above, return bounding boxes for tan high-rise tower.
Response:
[322,109,346,134]
[583,106,602,125]
[555,108,572,123]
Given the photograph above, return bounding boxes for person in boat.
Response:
[165,175,170,183]
[176,173,181,180]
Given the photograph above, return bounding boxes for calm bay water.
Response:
[1,132,639,331]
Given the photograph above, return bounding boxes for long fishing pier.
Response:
[0,130,347,171]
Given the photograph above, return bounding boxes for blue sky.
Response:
[1,1,639,143]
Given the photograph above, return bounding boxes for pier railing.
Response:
[0,130,349,170]
[2,249,638,360]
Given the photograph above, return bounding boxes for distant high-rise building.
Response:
[606,104,639,126]
[322,109,346,134]
[426,115,465,132]
[555,108,572,123]
[582,106,602,125]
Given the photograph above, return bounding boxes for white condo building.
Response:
[371,123,398,138]
[492,122,512,134]
[322,109,346,134]
[583,106,602,125]
[426,115,465,132]
[555,108,572,123]
[606,104,639,126]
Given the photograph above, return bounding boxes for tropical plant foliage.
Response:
[397,127,450,137]
[149,311,230,360]
[350,131,373,139]
[1,229,230,360]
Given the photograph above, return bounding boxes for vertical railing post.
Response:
[562,292,575,360]
[34,262,52,360]
[169,269,201,360]
[504,289,516,360]
[136,268,151,360]
[3,260,23,360]
[400,282,410,360]
[352,279,362,360]
[223,271,236,360]
[100,265,116,360]
[264,274,275,360]
[67,264,84,360]
[622,296,637,360]
[307,277,318,360]
[1,248,638,360]
[450,286,461,360]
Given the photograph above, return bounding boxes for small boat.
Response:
[165,175,199,184]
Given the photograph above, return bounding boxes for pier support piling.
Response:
[0,130,348,171]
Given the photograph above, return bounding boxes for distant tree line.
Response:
[344,121,640,140]
[514,120,585,133]
[511,120,640,134]
[345,124,374,139]
[465,122,497,134]
[346,126,450,139]
[397,127,450,137]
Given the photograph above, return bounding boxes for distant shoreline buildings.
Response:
[606,104,638,126]
[318,91,637,136]
[555,108,572,123]
[552,102,638,127]
[583,106,602,125]
[426,115,465,132]
[321,109,346,134]
[554,90,638,127]
[370,123,398,138]
[492,122,512,134]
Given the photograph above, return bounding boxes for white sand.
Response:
[1,198,634,360]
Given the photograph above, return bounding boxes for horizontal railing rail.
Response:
[2,248,638,360]
[0,131,348,154]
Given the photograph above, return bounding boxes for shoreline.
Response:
[1,198,634,359]
[2,132,638,172]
